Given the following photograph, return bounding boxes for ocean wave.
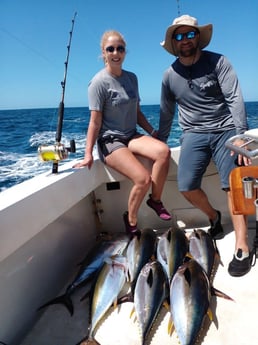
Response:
[1,103,257,191]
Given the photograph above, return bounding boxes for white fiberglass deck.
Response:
[21,223,258,345]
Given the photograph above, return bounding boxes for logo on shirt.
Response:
[200,80,217,91]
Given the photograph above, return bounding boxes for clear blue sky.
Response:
[1,0,257,110]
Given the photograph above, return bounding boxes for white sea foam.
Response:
[1,103,257,191]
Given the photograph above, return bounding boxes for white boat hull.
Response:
[0,147,257,345]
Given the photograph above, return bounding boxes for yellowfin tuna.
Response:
[157,227,189,282]
[170,259,211,345]
[134,260,169,345]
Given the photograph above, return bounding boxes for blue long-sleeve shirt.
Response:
[158,51,248,143]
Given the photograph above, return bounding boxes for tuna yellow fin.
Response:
[129,305,135,319]
[163,300,170,311]
[167,316,175,335]
[113,297,118,309]
[185,252,193,259]
[207,307,213,321]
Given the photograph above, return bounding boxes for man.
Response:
[158,14,252,277]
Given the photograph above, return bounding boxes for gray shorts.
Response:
[178,129,238,191]
[97,133,141,163]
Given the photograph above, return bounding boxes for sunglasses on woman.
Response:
[173,31,198,42]
[105,45,125,53]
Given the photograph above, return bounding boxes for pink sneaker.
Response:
[146,195,171,221]
[123,211,140,236]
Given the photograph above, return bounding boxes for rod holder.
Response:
[242,176,255,199]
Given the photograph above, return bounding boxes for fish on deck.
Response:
[170,259,212,345]
[189,229,219,279]
[78,255,128,345]
[126,228,157,295]
[157,227,189,282]
[38,233,129,315]
[134,260,169,345]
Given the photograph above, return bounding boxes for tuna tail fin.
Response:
[117,291,133,304]
[37,294,74,316]
[211,286,235,302]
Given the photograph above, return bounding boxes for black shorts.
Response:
[97,133,141,163]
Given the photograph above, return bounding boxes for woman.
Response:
[74,30,171,235]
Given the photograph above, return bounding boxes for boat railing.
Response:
[225,129,258,159]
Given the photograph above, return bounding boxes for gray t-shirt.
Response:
[158,51,248,142]
[88,68,140,139]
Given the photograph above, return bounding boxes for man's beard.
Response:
[179,46,197,58]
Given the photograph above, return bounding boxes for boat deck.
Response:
[21,222,258,345]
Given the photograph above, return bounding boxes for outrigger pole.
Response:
[38,12,77,173]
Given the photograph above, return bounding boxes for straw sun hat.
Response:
[161,14,213,56]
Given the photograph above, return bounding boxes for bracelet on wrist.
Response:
[150,129,156,135]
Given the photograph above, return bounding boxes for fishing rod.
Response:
[176,0,181,16]
[38,12,77,173]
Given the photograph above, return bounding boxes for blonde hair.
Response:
[100,30,126,62]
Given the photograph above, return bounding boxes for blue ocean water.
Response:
[0,102,258,192]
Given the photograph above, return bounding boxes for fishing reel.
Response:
[38,139,76,162]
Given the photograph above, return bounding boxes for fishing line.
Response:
[0,26,56,66]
